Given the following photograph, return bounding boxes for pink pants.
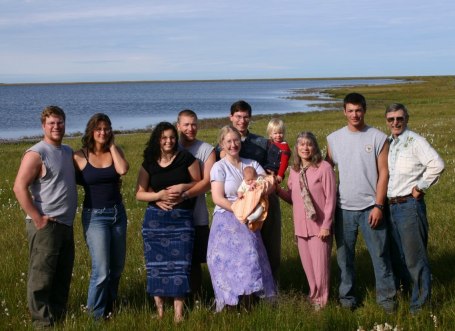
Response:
[297,235,332,307]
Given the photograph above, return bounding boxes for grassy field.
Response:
[1,75,454,330]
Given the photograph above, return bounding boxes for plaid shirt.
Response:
[387,129,444,198]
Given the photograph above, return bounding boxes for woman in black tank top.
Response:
[74,113,129,320]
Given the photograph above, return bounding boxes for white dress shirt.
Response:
[387,129,445,198]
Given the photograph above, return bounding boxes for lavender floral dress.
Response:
[208,158,277,311]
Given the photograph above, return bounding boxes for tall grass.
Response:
[1,76,454,330]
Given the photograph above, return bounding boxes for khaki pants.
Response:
[26,220,74,327]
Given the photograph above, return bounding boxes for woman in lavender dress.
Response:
[207,125,277,312]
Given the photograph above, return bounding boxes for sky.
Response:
[1,0,455,84]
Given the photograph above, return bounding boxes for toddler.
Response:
[264,118,291,183]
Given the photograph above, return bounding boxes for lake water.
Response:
[0,78,402,139]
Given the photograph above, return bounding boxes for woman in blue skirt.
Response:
[136,122,200,322]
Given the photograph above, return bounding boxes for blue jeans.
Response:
[388,197,430,312]
[335,207,396,310]
[82,204,127,319]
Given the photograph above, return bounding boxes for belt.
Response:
[388,194,413,204]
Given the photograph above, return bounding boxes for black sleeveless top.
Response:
[142,150,196,210]
[78,151,122,209]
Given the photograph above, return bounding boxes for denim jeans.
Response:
[335,207,396,310]
[388,197,430,312]
[82,204,127,319]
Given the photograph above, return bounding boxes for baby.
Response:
[237,166,268,223]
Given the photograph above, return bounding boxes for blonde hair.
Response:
[266,118,285,139]
[218,125,241,146]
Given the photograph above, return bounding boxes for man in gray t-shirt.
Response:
[176,109,216,296]
[13,106,77,328]
[326,93,396,313]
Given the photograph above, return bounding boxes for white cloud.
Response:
[1,0,455,83]
[0,2,212,27]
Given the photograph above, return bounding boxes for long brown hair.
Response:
[292,132,322,171]
[143,122,179,163]
[81,113,113,152]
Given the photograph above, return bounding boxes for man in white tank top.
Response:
[14,106,77,328]
[326,93,396,313]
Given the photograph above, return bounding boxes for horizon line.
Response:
[1,74,446,86]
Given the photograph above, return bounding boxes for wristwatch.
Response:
[414,186,424,193]
[374,203,384,211]
[181,192,189,200]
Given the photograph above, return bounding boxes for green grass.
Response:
[1,75,454,330]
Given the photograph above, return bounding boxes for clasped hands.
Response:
[155,184,185,211]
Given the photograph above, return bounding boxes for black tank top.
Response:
[78,151,122,208]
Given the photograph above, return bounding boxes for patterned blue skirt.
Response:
[142,206,194,297]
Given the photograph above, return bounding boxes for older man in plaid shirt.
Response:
[385,103,445,314]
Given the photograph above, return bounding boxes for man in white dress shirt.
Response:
[385,103,444,314]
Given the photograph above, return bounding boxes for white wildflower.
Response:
[430,312,438,328]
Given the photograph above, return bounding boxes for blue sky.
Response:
[1,0,454,83]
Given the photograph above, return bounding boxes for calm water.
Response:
[0,79,402,139]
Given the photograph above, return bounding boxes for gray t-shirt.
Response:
[181,140,214,226]
[27,140,77,226]
[327,126,387,210]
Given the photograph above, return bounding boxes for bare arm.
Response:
[73,149,87,171]
[135,166,180,203]
[325,144,335,167]
[211,181,233,212]
[13,151,49,230]
[180,151,215,199]
[167,159,201,195]
[276,185,292,204]
[110,142,129,175]
[369,141,389,228]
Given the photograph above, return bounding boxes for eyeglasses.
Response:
[95,128,111,133]
[233,115,250,121]
[386,116,405,123]
[45,121,65,127]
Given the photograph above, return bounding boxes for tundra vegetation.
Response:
[1,76,454,330]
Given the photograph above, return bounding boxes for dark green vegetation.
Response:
[1,76,454,330]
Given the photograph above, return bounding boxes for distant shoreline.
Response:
[0,75,417,87]
[0,112,310,144]
[0,76,419,143]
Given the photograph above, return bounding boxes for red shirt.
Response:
[265,141,291,178]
